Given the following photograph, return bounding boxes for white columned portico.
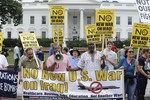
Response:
[80,9,84,40]
[63,8,69,47]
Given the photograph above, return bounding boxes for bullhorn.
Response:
[54,52,64,63]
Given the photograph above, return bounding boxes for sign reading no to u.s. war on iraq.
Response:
[85,24,101,44]
[23,68,124,99]
[19,33,40,49]
[130,23,150,48]
[136,0,150,23]
[0,32,3,52]
[50,6,65,25]
[95,10,114,34]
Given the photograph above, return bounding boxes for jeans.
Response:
[125,77,137,100]
[136,76,147,100]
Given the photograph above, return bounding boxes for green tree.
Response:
[0,0,23,30]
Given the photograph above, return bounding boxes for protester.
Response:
[67,41,103,71]
[49,43,54,56]
[69,49,80,68]
[117,44,126,59]
[117,47,138,100]
[0,51,9,100]
[19,48,41,69]
[136,49,150,100]
[14,43,20,71]
[133,48,143,59]
[111,43,117,52]
[103,41,117,70]
[62,47,70,56]
[47,43,71,72]
[19,48,41,82]
[37,46,44,67]
[1,44,9,57]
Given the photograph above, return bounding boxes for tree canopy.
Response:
[0,0,23,30]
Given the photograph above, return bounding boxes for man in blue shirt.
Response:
[69,49,80,68]
[49,43,54,56]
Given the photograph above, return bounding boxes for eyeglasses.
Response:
[128,51,134,53]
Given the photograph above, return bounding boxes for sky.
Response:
[22,0,135,3]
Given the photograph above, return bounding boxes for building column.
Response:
[80,9,84,40]
[63,8,69,47]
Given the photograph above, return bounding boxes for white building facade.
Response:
[2,0,139,41]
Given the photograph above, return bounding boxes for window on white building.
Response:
[116,16,120,25]
[42,16,46,24]
[128,32,132,40]
[128,17,132,25]
[19,31,23,34]
[30,16,34,24]
[73,16,77,25]
[30,31,34,33]
[7,31,11,39]
[42,31,46,38]
[87,16,91,24]
[116,32,120,40]
[73,36,78,40]
[8,18,11,24]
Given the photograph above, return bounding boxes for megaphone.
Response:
[54,52,64,63]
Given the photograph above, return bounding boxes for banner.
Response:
[0,70,18,98]
[130,23,150,48]
[85,24,101,44]
[50,6,65,25]
[23,68,124,99]
[0,32,3,52]
[19,33,40,49]
[53,28,64,44]
[136,0,150,23]
[95,10,114,34]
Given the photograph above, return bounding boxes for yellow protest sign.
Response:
[0,32,3,52]
[95,10,114,34]
[53,28,64,44]
[130,23,150,48]
[101,33,113,39]
[50,6,65,25]
[85,24,101,44]
[19,33,40,49]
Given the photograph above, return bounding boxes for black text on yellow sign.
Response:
[19,33,40,49]
[130,23,150,48]
[53,28,64,44]
[50,6,65,25]
[95,10,114,34]
[85,24,101,44]
[23,68,68,93]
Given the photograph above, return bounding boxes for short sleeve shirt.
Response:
[77,51,102,71]
[47,54,71,72]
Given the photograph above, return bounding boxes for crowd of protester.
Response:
[0,41,150,100]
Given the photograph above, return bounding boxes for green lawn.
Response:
[7,51,50,64]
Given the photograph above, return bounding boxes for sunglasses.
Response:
[128,51,134,53]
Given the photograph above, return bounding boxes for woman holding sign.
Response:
[117,47,138,100]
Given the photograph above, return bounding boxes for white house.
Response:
[2,0,139,41]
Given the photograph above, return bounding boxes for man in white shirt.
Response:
[67,41,103,71]
[103,41,117,70]
[14,43,20,71]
